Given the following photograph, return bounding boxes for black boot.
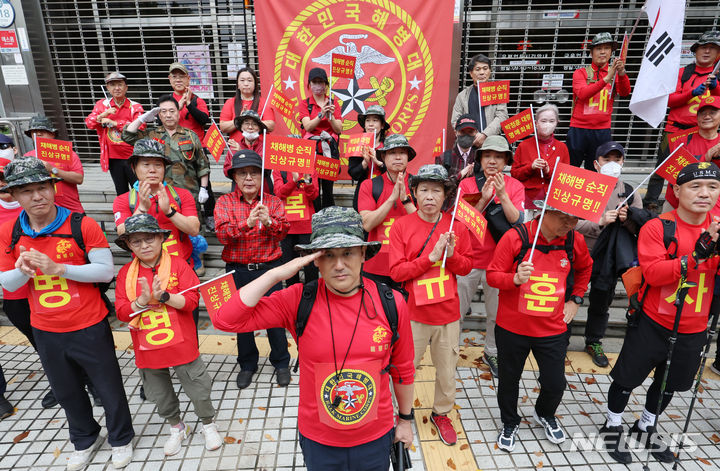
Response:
[599,423,632,464]
[630,420,675,463]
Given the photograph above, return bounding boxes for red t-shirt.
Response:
[113,185,197,263]
[219,96,276,142]
[570,63,631,129]
[0,202,28,300]
[222,135,263,177]
[85,97,145,160]
[212,279,415,447]
[665,65,720,133]
[459,174,525,269]
[487,219,593,337]
[389,211,473,325]
[296,94,342,140]
[511,137,569,208]
[357,173,413,277]
[638,211,719,334]
[664,133,720,213]
[24,149,85,214]
[0,215,109,332]
[115,254,200,369]
[173,92,209,140]
[272,170,319,234]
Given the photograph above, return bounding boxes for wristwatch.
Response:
[51,167,59,175]
[159,291,170,303]
[401,195,412,205]
[398,409,414,421]
[570,295,584,306]
[165,207,177,218]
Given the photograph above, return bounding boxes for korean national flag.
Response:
[629,0,686,128]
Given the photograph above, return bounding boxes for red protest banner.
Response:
[271,88,296,120]
[343,132,374,158]
[656,146,699,185]
[668,127,699,151]
[455,197,487,243]
[315,155,341,181]
[199,272,236,322]
[265,135,316,173]
[547,162,617,223]
[331,54,357,79]
[202,123,229,163]
[501,108,534,144]
[479,80,510,105]
[619,33,629,62]
[432,133,443,159]
[35,137,73,165]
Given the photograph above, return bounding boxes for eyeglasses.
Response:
[235,170,261,179]
[127,235,159,248]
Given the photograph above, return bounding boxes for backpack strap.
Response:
[371,175,384,203]
[8,217,23,253]
[570,64,599,116]
[129,188,138,213]
[69,213,87,260]
[680,63,699,87]
[511,223,531,267]
[376,282,399,346]
[166,184,183,210]
[281,171,288,184]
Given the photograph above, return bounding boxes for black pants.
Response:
[644,131,671,204]
[2,299,36,349]
[315,178,335,211]
[108,158,137,196]
[584,283,615,345]
[33,319,134,449]
[226,261,291,372]
[280,233,318,286]
[202,179,216,223]
[566,127,612,170]
[299,428,394,471]
[495,325,568,427]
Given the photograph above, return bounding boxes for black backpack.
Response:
[293,279,400,374]
[8,212,115,314]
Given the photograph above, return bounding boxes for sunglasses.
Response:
[0,143,13,150]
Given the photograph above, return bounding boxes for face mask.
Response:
[242,131,259,141]
[0,148,13,160]
[310,83,326,95]
[599,161,622,179]
[537,121,556,136]
[457,134,475,149]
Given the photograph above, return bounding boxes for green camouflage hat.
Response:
[357,105,390,131]
[480,135,513,164]
[0,157,60,192]
[129,138,171,166]
[295,206,381,259]
[25,115,57,138]
[235,109,267,132]
[589,32,618,50]
[532,199,577,218]
[377,133,416,161]
[115,214,172,252]
[410,164,456,194]
[691,30,720,52]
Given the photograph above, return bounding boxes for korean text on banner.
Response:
[343,132,374,158]
[479,80,510,105]
[271,88,296,120]
[199,272,236,322]
[619,33,629,62]
[656,146,698,185]
[455,197,487,243]
[548,162,618,223]
[265,135,316,173]
[432,133,443,159]
[668,127,699,150]
[501,108,534,144]
[202,123,227,163]
[331,54,357,79]
[315,155,341,181]
[35,137,73,165]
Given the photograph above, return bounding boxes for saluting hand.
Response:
[514,261,534,285]
[271,251,323,282]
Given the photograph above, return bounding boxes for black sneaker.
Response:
[41,390,58,409]
[483,351,499,378]
[275,368,291,387]
[139,385,146,401]
[710,358,720,376]
[0,395,14,420]
[630,420,675,463]
[585,343,609,368]
[599,423,632,464]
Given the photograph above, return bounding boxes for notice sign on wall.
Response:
[0,30,18,53]
[1,64,27,85]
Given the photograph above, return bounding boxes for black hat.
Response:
[455,114,479,132]
[595,141,625,159]
[677,161,720,186]
[226,150,263,179]
[308,67,329,84]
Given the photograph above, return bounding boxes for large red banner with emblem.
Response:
[547,163,617,223]
[255,0,455,174]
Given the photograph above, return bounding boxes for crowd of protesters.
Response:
[0,28,718,471]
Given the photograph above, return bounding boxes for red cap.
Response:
[698,96,720,111]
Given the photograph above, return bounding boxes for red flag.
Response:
[265,135,316,173]
[455,197,488,243]
[619,33,629,62]
[501,108,534,144]
[547,163,617,223]
[202,123,229,163]
[343,132,374,158]
[656,146,699,185]
[315,155,341,181]
[668,127,699,151]
[432,133,443,159]
[35,137,73,165]
[479,80,510,105]
[331,54,357,79]
[199,273,237,322]
[271,88,296,120]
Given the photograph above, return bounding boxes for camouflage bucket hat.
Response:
[129,138,171,166]
[115,214,172,252]
[590,32,618,50]
[0,157,60,192]
[25,115,57,138]
[410,164,456,194]
[295,206,381,260]
[691,30,720,52]
[357,105,390,131]
[377,134,416,161]
[235,109,267,133]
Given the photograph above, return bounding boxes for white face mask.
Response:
[599,161,622,179]
[537,121,556,137]
[242,131,259,141]
[310,83,326,95]
[0,148,13,160]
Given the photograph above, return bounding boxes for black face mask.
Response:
[456,134,475,150]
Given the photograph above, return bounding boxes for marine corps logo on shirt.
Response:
[319,369,376,426]
[55,239,74,259]
[107,127,124,145]
[166,273,179,291]
[560,258,568,268]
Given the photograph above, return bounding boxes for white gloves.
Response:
[140,107,161,124]
[198,187,209,204]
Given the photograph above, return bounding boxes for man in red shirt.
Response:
[212,206,415,470]
[567,32,631,170]
[358,134,417,289]
[487,199,592,452]
[214,150,291,389]
[85,71,145,195]
[644,31,720,208]
[0,158,134,470]
[601,162,720,465]
[389,165,473,446]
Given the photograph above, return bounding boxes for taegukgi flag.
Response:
[628,0,686,128]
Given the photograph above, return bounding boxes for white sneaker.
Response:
[111,443,133,469]
[202,422,222,451]
[66,434,104,471]
[164,423,190,456]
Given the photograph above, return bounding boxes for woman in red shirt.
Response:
[219,67,275,141]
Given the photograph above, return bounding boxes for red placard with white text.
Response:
[271,88,295,120]
[265,135,316,173]
[501,108,534,144]
[343,132,374,158]
[202,123,229,163]
[479,80,510,105]
[315,155,341,181]
[432,133,443,159]
[547,163,617,223]
[455,197,487,243]
[656,147,699,185]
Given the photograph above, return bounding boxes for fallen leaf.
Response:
[7,376,17,386]
[532,387,540,393]
[699,397,704,404]
[422,416,428,424]
[447,458,456,469]
[710,433,720,444]
[699,385,705,393]
[217,342,222,345]
[459,354,468,360]
[460,444,469,450]
[667,414,681,419]
[53,447,61,458]
[410,444,416,452]
[463,338,470,343]
[577,367,583,373]
[430,428,436,436]
[27,372,36,380]
[238,418,243,424]
[453,404,462,410]
[534,451,543,457]
[537,460,544,468]
[579,411,590,417]
[258,406,267,411]
[479,372,492,381]
[264,434,275,441]
[521,420,531,425]
[697,456,711,465]
[564,359,571,366]
[591,369,597,373]
[474,440,482,444]
[521,395,528,404]
[568,384,577,390]
[13,431,29,443]
[462,329,470,333]
[494,443,499,449]
[414,398,421,407]
[489,385,495,390]
[585,377,597,385]
[224,436,236,444]
[591,396,603,405]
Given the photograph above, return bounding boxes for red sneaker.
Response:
[430,414,457,445]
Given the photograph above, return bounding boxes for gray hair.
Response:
[535,103,560,122]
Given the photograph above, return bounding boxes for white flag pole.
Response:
[100,85,108,100]
[528,156,561,264]
[442,128,446,152]
[260,83,273,120]
[530,104,544,179]
[260,129,267,206]
[370,132,376,178]
[616,143,685,209]
[441,189,463,269]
